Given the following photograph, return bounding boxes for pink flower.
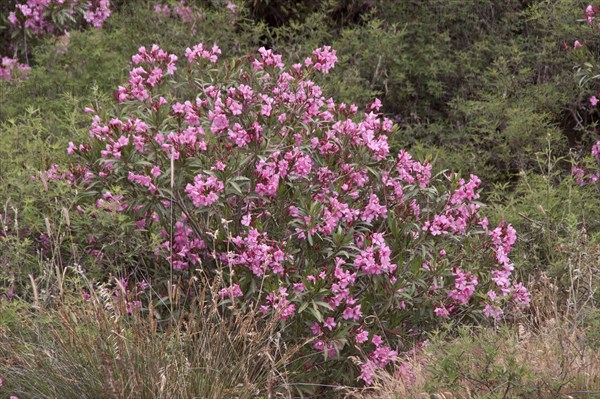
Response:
[572,165,587,186]
[372,334,383,346]
[310,323,322,336]
[255,47,284,70]
[211,114,229,133]
[228,123,251,147]
[342,304,363,321]
[371,345,398,367]
[291,152,313,178]
[447,268,478,305]
[483,303,504,319]
[154,3,171,16]
[292,283,305,292]
[226,1,237,15]
[591,96,599,106]
[574,40,583,49]
[218,283,243,299]
[227,229,289,276]
[281,303,296,320]
[8,12,17,26]
[313,340,325,351]
[369,98,383,111]
[185,43,222,64]
[323,317,337,331]
[358,360,376,385]
[0,56,31,81]
[354,234,396,275]
[586,5,595,24]
[434,306,450,318]
[84,0,111,28]
[241,214,252,226]
[67,142,77,155]
[355,330,369,343]
[592,141,600,161]
[511,283,530,308]
[150,165,161,177]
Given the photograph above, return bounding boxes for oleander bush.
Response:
[36,41,532,388]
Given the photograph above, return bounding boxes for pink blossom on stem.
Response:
[185,174,224,207]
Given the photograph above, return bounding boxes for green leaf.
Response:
[298,301,309,313]
[308,303,323,323]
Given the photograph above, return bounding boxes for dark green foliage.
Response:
[241,0,590,183]
[1,0,591,187]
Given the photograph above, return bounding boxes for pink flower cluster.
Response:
[262,287,296,320]
[128,170,158,193]
[84,0,111,28]
[153,1,206,25]
[591,141,600,162]
[572,141,600,185]
[7,0,110,34]
[2,1,111,81]
[96,191,127,213]
[252,149,313,195]
[185,43,221,63]
[253,47,285,70]
[395,150,432,188]
[585,4,599,27]
[447,268,478,305]
[112,277,149,314]
[185,174,224,207]
[161,216,206,270]
[218,283,243,299]
[577,6,600,108]
[308,45,338,74]
[153,3,170,16]
[117,45,178,102]
[358,336,399,385]
[9,0,63,35]
[354,233,397,275]
[423,174,481,236]
[227,229,290,277]
[484,222,529,318]
[0,57,31,81]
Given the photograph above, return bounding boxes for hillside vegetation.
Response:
[1,1,600,398]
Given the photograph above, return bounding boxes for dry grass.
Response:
[0,278,299,399]
[351,319,600,399]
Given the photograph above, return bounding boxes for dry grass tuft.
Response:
[0,279,299,399]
